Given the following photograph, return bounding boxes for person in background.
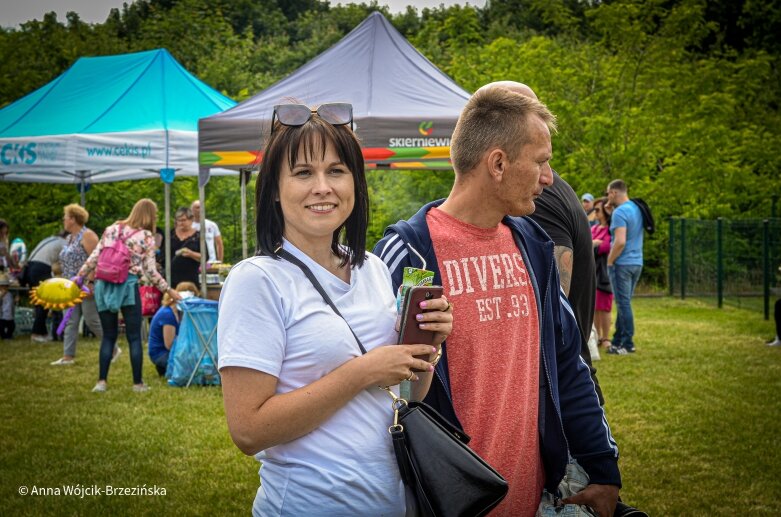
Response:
[76,198,182,393]
[10,237,27,267]
[50,204,111,366]
[606,179,644,355]
[191,200,223,263]
[153,227,165,275]
[218,102,452,515]
[528,165,603,403]
[27,231,68,342]
[148,281,199,376]
[0,219,17,271]
[582,192,597,226]
[592,198,614,349]
[768,299,781,347]
[0,272,14,339]
[170,206,202,287]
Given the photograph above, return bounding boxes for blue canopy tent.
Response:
[0,48,236,284]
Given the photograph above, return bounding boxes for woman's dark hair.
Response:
[594,197,611,225]
[255,115,368,267]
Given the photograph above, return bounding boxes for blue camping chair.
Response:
[166,298,221,387]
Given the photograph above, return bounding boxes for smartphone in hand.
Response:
[398,286,444,353]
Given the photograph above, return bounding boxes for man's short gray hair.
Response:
[450,86,557,174]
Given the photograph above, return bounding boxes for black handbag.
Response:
[388,393,508,516]
[279,248,508,517]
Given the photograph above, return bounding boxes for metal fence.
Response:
[668,218,781,319]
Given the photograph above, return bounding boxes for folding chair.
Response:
[166,298,221,387]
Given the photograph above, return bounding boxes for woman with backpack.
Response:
[75,198,182,393]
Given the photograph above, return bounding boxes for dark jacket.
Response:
[373,200,621,491]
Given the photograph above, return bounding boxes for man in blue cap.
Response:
[581,192,597,226]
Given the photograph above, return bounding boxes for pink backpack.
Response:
[95,224,141,284]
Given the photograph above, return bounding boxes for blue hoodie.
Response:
[374,200,621,492]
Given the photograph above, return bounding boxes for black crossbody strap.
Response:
[278,249,367,355]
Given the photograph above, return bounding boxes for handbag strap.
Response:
[277,248,367,355]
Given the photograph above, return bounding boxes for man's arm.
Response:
[607,226,626,266]
[215,235,224,262]
[553,245,573,296]
[555,294,621,488]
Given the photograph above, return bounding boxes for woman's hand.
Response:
[358,344,437,386]
[183,248,200,262]
[415,296,453,349]
[593,238,603,247]
[168,288,183,301]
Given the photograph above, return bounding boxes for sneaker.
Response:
[768,338,781,347]
[91,382,107,393]
[111,345,122,363]
[133,384,151,393]
[50,357,74,366]
[31,334,52,343]
[607,345,628,355]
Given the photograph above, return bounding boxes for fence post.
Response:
[764,219,770,320]
[717,217,723,308]
[668,217,675,297]
[680,218,687,300]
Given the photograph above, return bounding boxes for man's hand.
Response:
[562,483,619,517]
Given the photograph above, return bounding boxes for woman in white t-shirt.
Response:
[218,103,452,516]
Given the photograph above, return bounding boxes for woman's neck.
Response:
[285,235,348,280]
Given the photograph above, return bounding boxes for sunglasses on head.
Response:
[271,103,353,134]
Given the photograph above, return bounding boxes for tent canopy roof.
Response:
[1,48,235,137]
[198,12,470,173]
[0,49,236,184]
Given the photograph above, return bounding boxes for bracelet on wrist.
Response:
[430,346,443,367]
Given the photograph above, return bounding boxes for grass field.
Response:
[1,297,779,515]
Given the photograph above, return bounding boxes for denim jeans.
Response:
[97,285,143,384]
[608,264,642,351]
[151,349,169,377]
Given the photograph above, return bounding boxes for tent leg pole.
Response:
[165,182,172,286]
[241,169,248,259]
[199,184,207,296]
[80,179,86,207]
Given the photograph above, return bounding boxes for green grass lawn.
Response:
[1,297,779,515]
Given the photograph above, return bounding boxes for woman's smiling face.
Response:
[278,139,355,248]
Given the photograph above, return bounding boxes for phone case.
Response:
[398,286,444,348]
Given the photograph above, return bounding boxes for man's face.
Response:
[582,199,593,211]
[606,188,616,205]
[191,202,201,219]
[501,114,553,216]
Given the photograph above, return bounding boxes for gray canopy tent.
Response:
[197,11,471,265]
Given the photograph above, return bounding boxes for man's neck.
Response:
[438,184,504,229]
[615,194,629,206]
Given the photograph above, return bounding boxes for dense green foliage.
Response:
[0,298,779,514]
[1,0,779,285]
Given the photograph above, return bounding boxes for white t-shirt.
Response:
[217,241,405,516]
[191,219,221,262]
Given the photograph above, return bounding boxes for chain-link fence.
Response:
[668,218,781,318]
